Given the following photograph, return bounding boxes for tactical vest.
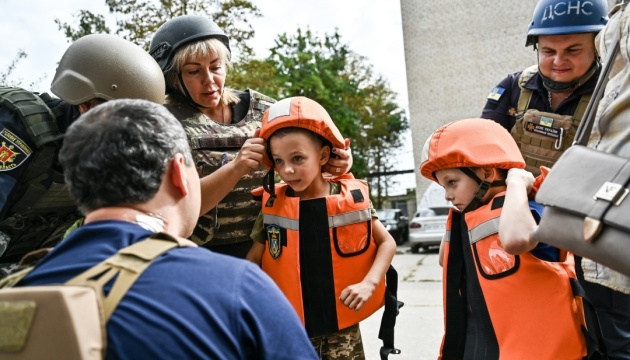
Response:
[0,232,196,359]
[511,65,591,175]
[171,89,275,247]
[440,194,586,359]
[260,178,385,337]
[0,87,79,264]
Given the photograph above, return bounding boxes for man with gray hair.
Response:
[14,99,317,359]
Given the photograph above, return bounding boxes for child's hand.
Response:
[505,168,535,194]
[529,166,550,199]
[339,280,376,311]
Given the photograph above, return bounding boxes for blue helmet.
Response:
[526,0,609,47]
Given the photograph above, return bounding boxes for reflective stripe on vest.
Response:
[263,208,372,231]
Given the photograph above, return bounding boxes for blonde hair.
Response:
[164,38,240,106]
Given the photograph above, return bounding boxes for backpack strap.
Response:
[516,65,539,117]
[0,87,63,149]
[65,232,197,321]
[0,266,35,289]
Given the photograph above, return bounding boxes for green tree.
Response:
[258,28,408,197]
[229,59,281,97]
[0,50,46,90]
[55,0,261,59]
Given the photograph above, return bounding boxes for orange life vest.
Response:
[260,178,385,337]
[440,193,586,360]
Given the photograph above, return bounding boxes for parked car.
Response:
[376,209,408,245]
[408,206,451,253]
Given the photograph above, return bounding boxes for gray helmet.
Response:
[526,0,608,46]
[149,15,230,72]
[51,34,165,105]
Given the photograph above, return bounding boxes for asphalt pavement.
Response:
[360,243,443,360]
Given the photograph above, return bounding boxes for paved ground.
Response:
[360,243,443,359]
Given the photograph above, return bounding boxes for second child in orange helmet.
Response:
[421,118,596,359]
[246,96,397,359]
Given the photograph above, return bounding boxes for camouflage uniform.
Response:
[310,324,365,360]
[167,89,275,258]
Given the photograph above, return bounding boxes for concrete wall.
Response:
[400,0,617,206]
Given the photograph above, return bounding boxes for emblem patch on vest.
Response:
[525,121,561,139]
[266,225,282,259]
[0,129,31,172]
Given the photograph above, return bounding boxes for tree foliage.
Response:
[55,0,261,59]
[54,3,408,196]
[0,50,46,90]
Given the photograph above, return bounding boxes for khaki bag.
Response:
[0,232,196,360]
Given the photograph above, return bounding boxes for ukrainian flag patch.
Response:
[487,86,505,101]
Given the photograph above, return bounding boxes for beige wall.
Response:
[401,0,617,206]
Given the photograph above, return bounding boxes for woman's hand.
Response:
[232,129,265,176]
[322,138,353,175]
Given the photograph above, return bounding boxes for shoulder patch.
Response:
[0,129,32,172]
[487,86,505,102]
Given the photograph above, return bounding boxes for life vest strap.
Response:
[378,265,403,359]
[569,278,608,359]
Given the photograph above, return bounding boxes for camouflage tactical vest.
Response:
[0,87,79,265]
[511,66,591,175]
[172,89,276,246]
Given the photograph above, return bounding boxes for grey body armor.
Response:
[169,89,275,246]
[0,87,79,264]
[511,65,591,176]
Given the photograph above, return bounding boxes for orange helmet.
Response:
[420,118,525,183]
[259,96,345,169]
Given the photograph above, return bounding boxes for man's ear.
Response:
[320,146,331,166]
[169,154,190,196]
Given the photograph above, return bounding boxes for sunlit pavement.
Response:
[361,243,443,359]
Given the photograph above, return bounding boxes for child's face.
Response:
[434,168,481,212]
[269,132,329,196]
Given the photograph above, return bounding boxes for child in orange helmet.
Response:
[246,96,397,359]
[421,118,591,359]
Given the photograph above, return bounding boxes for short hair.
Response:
[59,99,193,213]
[164,38,239,106]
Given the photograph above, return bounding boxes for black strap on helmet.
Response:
[262,167,277,207]
[459,167,505,213]
[177,72,209,109]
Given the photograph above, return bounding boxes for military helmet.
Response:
[526,0,608,46]
[51,34,165,105]
[420,118,525,183]
[260,96,345,169]
[149,15,230,72]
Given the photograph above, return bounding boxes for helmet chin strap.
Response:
[538,59,600,93]
[459,167,506,213]
[262,167,277,207]
[178,72,209,109]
